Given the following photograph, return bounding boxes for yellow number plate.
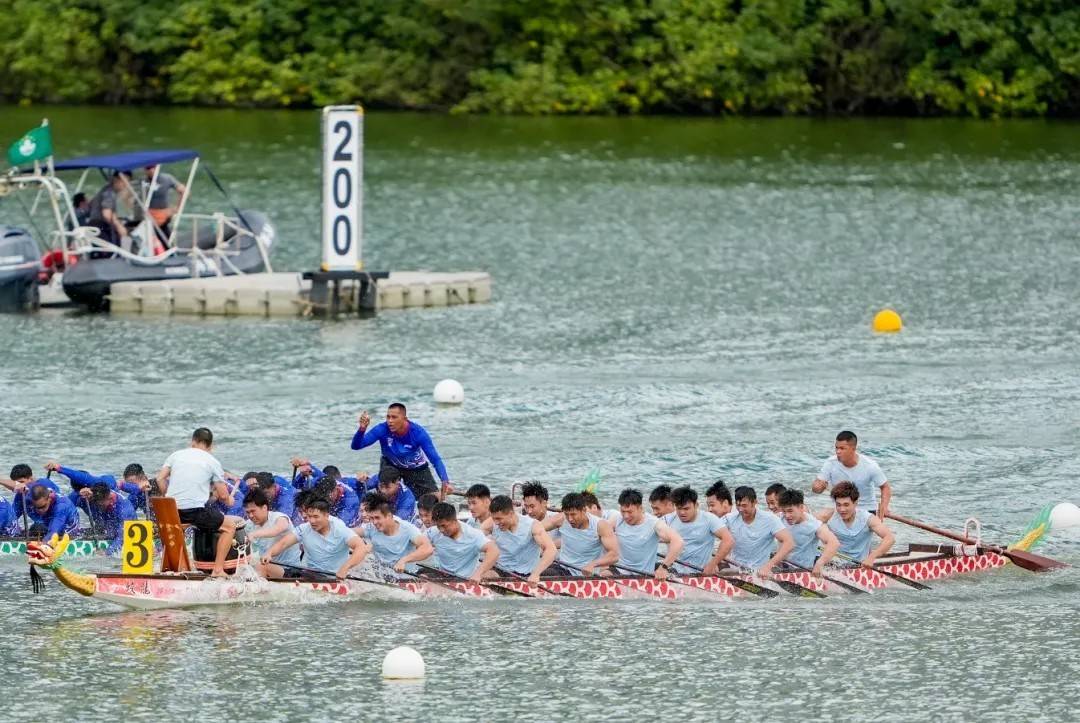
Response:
[122,520,154,574]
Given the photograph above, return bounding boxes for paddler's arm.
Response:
[261,531,299,565]
[339,535,370,579]
[156,465,171,494]
[584,519,620,576]
[655,521,684,580]
[876,481,892,521]
[529,521,557,584]
[350,419,385,451]
[471,540,500,582]
[813,524,841,575]
[247,516,291,540]
[394,533,434,573]
[108,502,136,555]
[542,512,563,531]
[760,528,794,579]
[417,428,450,483]
[704,528,735,576]
[479,517,495,535]
[863,515,895,567]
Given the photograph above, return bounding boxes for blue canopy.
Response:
[53,149,199,172]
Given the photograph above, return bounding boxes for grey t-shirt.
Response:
[88,183,117,223]
[147,172,179,209]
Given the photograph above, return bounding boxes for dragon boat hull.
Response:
[37,545,1009,610]
[1,538,109,557]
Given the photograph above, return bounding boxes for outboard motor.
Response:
[0,226,41,312]
[191,526,250,575]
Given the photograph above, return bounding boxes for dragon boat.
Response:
[1,537,108,557]
[27,534,1016,610]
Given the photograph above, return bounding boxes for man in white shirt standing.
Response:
[157,428,237,577]
[811,430,891,520]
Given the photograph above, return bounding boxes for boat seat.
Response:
[150,497,195,573]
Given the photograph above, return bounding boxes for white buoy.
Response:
[433,379,464,405]
[382,646,425,680]
[1050,502,1080,531]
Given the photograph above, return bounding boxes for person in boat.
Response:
[262,495,368,579]
[315,477,360,527]
[120,463,153,516]
[667,486,726,574]
[765,483,786,515]
[26,484,81,540]
[361,470,418,524]
[648,485,677,522]
[816,481,895,567]
[157,428,238,578]
[521,481,561,548]
[481,495,558,584]
[706,486,793,578]
[88,483,137,556]
[355,492,433,575]
[87,171,133,248]
[778,488,840,577]
[243,488,301,577]
[811,430,891,520]
[72,192,91,228]
[464,484,491,528]
[288,458,349,490]
[0,496,18,537]
[547,492,620,577]
[255,471,298,525]
[43,460,150,517]
[705,480,733,518]
[352,403,451,499]
[3,464,61,526]
[424,501,500,581]
[209,479,245,518]
[614,488,684,579]
[144,164,186,240]
[581,491,620,527]
[417,493,439,529]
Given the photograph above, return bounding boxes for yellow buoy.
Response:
[872,308,902,333]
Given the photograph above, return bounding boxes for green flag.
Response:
[6,125,53,166]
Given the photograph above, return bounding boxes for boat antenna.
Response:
[200,164,256,237]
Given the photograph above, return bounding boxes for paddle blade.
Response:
[1004,548,1068,572]
[772,579,827,599]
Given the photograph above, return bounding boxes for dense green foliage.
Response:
[2,0,1079,116]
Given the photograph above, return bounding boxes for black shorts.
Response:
[379,456,439,498]
[179,505,225,533]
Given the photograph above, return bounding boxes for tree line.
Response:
[3,0,1078,117]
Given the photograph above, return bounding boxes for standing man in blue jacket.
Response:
[351,403,451,499]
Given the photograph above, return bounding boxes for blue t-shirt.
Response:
[89,494,137,555]
[669,510,726,572]
[351,421,449,481]
[28,493,81,539]
[251,510,302,568]
[817,455,887,511]
[0,498,18,536]
[784,516,823,569]
[723,509,786,570]
[331,483,361,527]
[13,479,60,517]
[828,509,874,562]
[362,517,424,573]
[558,514,604,574]
[426,523,488,578]
[295,516,358,572]
[361,480,418,523]
[615,514,662,573]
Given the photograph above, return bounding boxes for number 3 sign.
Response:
[122,520,154,574]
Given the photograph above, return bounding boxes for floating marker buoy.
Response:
[872,309,903,333]
[382,645,425,680]
[1050,502,1080,531]
[433,379,464,404]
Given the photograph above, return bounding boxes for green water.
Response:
[1,108,1079,722]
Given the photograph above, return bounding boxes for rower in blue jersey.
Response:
[667,487,726,573]
[243,488,302,575]
[209,479,245,517]
[613,488,684,579]
[88,483,137,555]
[262,495,368,579]
[705,481,734,519]
[26,485,81,539]
[425,502,500,580]
[547,492,620,576]
[778,488,839,576]
[255,471,297,524]
[0,496,19,536]
[817,481,894,566]
[481,495,558,584]
[351,403,451,499]
[43,460,151,516]
[648,485,677,523]
[315,477,360,526]
[3,465,61,526]
[708,486,794,578]
[521,482,561,547]
[362,471,418,524]
[464,484,492,529]
[356,492,434,574]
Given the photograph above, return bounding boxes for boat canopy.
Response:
[53,149,199,172]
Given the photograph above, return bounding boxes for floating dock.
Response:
[107,271,492,317]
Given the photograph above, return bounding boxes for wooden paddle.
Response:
[886,512,1067,572]
[611,562,750,600]
[414,563,535,598]
[668,556,781,599]
[834,551,930,590]
[715,558,828,599]
[779,560,869,595]
[270,560,414,591]
[494,566,575,598]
